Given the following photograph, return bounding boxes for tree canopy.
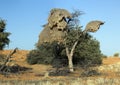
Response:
[0,19,11,50]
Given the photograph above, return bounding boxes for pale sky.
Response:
[0,0,120,56]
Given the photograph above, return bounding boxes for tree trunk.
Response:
[68,54,74,72]
[66,41,78,72]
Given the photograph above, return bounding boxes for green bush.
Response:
[101,53,107,58]
[64,28,102,67]
[73,38,102,67]
[27,42,68,68]
[27,43,55,65]
[113,53,119,57]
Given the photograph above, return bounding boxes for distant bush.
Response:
[113,53,119,57]
[101,53,107,58]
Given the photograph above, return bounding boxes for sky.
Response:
[0,0,120,56]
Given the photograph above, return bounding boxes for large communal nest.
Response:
[37,8,72,46]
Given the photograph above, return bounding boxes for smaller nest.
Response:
[85,20,104,32]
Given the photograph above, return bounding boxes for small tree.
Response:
[65,10,104,72]
[0,19,11,50]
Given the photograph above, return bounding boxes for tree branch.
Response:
[70,41,78,57]
[0,48,18,72]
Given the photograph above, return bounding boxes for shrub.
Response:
[64,28,102,67]
[27,43,55,65]
[113,53,119,57]
[101,53,107,58]
[74,37,102,67]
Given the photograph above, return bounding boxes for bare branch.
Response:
[0,48,18,72]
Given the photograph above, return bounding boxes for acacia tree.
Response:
[65,11,104,72]
[26,10,104,74]
[0,19,11,50]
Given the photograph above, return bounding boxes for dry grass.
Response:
[102,57,120,65]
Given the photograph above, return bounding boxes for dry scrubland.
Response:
[0,50,120,85]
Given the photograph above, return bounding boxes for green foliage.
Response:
[65,28,102,66]
[27,41,68,68]
[65,10,102,67]
[0,19,11,50]
[113,53,119,57]
[27,42,57,65]
[74,36,102,66]
[27,29,102,67]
